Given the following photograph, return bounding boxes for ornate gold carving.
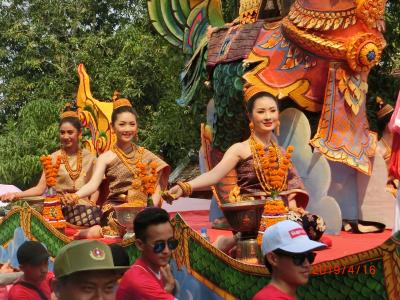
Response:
[336,67,368,115]
[288,0,356,31]
[243,52,316,111]
[282,18,385,73]
[345,33,386,72]
[281,18,347,60]
[355,0,386,31]
[237,0,263,24]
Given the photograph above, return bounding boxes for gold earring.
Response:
[275,120,280,136]
[249,122,254,133]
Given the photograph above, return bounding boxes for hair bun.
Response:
[61,102,79,119]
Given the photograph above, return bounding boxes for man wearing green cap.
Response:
[52,240,128,300]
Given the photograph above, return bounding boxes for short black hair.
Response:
[109,244,130,266]
[17,241,49,266]
[246,92,278,114]
[134,207,171,241]
[111,105,138,126]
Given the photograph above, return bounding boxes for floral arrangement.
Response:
[113,144,158,207]
[39,154,65,230]
[249,136,295,245]
[40,155,62,188]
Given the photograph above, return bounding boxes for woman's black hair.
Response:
[246,92,278,114]
[60,104,82,131]
[111,106,138,126]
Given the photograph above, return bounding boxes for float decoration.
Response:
[39,155,65,230]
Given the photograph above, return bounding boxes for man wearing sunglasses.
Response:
[253,220,326,300]
[116,207,179,300]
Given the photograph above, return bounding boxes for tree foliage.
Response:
[0,0,199,188]
[0,99,64,188]
[367,0,400,133]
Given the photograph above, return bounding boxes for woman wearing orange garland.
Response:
[0,105,99,227]
[63,94,170,238]
[166,92,325,241]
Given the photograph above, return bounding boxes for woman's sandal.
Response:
[342,219,385,234]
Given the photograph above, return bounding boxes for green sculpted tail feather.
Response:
[212,62,249,151]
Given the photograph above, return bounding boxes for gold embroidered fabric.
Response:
[105,147,170,204]
[55,148,96,194]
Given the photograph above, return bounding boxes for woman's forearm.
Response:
[76,181,100,199]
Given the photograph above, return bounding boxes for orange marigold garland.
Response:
[112,144,158,207]
[249,135,295,245]
[40,155,66,230]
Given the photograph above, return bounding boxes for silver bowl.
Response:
[220,200,266,235]
[113,206,144,238]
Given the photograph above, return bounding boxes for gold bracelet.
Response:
[177,181,192,197]
[70,193,80,205]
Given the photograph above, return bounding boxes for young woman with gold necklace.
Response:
[63,94,170,239]
[1,105,99,227]
[165,92,326,242]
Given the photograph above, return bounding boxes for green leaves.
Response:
[0,0,198,188]
[0,99,64,189]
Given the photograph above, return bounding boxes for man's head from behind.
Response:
[17,241,49,284]
[134,207,178,269]
[52,240,127,300]
[262,220,325,287]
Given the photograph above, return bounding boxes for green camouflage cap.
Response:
[54,240,128,278]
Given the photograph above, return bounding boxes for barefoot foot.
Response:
[73,225,102,239]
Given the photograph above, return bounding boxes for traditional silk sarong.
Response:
[236,147,325,240]
[52,148,101,227]
[100,147,171,236]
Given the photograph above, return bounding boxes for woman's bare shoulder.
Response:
[97,150,116,163]
[227,141,249,157]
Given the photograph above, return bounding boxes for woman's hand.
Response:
[162,185,183,204]
[0,192,19,202]
[61,193,79,206]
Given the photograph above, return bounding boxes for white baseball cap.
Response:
[261,220,326,254]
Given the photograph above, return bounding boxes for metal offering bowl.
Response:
[12,197,45,214]
[113,205,143,234]
[220,200,266,234]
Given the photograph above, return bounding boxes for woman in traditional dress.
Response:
[0,105,100,228]
[165,92,325,241]
[63,95,170,238]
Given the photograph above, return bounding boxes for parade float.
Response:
[0,0,399,299]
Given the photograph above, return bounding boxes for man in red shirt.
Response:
[116,207,178,300]
[253,220,326,300]
[8,241,54,300]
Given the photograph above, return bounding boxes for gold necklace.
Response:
[249,134,288,194]
[61,149,82,189]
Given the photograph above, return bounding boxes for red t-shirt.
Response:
[116,258,174,300]
[253,284,297,300]
[8,272,54,300]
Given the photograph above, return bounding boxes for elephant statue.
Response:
[148,0,392,228]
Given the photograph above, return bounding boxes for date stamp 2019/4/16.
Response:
[311,264,377,276]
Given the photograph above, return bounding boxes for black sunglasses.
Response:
[274,249,316,266]
[152,238,179,254]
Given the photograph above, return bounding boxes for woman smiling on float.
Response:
[166,92,325,241]
[64,94,170,238]
[0,104,99,227]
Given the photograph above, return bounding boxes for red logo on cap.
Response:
[289,228,306,238]
[89,248,105,260]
